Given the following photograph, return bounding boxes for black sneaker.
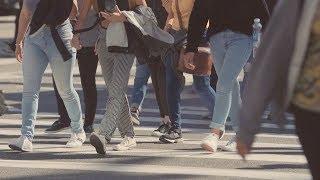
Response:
[90,132,107,155]
[45,120,70,133]
[159,127,183,144]
[130,107,140,126]
[84,125,94,134]
[152,123,171,137]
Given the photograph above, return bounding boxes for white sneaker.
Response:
[219,136,237,152]
[66,131,86,148]
[113,136,137,151]
[8,136,33,152]
[201,133,219,152]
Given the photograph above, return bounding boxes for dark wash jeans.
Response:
[53,47,98,127]
[164,47,185,129]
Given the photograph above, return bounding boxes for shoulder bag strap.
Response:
[175,0,185,30]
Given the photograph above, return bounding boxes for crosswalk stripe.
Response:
[0,118,298,139]
[0,140,308,162]
[0,160,310,180]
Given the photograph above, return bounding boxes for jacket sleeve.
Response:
[237,0,301,148]
[185,0,209,53]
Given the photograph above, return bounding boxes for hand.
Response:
[100,6,126,23]
[183,52,195,70]
[15,43,23,63]
[71,35,82,50]
[236,138,251,161]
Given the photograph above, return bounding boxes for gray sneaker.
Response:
[90,132,107,155]
[113,136,137,151]
[8,136,33,152]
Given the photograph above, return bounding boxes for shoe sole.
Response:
[218,145,236,152]
[151,131,164,137]
[90,134,106,155]
[8,144,31,152]
[113,144,137,151]
[159,137,184,144]
[201,143,215,153]
[45,127,70,134]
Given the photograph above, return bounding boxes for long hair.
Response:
[128,0,147,10]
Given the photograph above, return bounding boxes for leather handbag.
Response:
[174,0,213,76]
[178,44,213,76]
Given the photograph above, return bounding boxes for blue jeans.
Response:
[131,63,151,109]
[209,30,253,134]
[193,75,216,116]
[165,49,185,129]
[21,21,83,139]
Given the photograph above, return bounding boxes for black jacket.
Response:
[186,0,274,52]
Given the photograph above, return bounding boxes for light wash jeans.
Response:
[21,21,83,139]
[193,75,215,116]
[209,30,253,134]
[131,63,151,110]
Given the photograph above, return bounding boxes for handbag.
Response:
[174,0,213,76]
[178,44,213,76]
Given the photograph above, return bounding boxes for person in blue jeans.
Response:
[193,75,216,119]
[184,0,270,152]
[130,63,150,124]
[8,0,85,152]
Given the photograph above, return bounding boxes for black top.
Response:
[29,0,74,61]
[116,0,129,10]
[186,0,272,52]
[29,0,73,35]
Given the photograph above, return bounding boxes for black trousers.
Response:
[292,105,320,180]
[147,57,169,118]
[53,47,98,127]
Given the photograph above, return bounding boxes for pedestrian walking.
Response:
[9,0,86,152]
[184,0,270,152]
[159,0,216,144]
[45,0,100,135]
[76,0,173,154]
[129,0,171,136]
[236,0,320,179]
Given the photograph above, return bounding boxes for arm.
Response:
[185,0,209,53]
[237,0,300,158]
[183,0,209,70]
[15,0,37,62]
[161,0,173,31]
